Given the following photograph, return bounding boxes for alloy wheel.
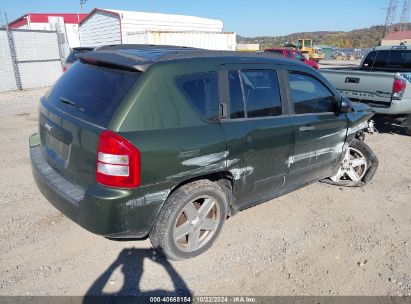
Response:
[173,196,220,252]
[331,146,368,183]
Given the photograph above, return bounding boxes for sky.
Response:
[0,0,392,37]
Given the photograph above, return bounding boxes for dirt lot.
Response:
[0,87,410,297]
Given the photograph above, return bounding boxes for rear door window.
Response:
[240,70,282,118]
[175,72,219,122]
[45,62,141,127]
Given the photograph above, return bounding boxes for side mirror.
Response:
[339,97,353,113]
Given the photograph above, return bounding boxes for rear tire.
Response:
[150,180,228,261]
[328,139,378,187]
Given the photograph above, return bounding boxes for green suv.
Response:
[30,45,377,260]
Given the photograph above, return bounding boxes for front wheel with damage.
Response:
[150,180,228,261]
[328,139,378,187]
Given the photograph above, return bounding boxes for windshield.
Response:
[304,40,313,47]
[45,62,141,127]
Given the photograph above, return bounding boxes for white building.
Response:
[79,9,234,50]
[8,13,88,50]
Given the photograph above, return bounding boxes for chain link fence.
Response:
[0,13,65,93]
[0,29,18,92]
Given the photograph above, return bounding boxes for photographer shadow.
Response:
[84,247,191,301]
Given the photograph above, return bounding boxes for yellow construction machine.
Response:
[296,39,325,62]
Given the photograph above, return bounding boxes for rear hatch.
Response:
[39,60,141,188]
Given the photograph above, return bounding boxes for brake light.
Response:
[63,66,67,73]
[96,130,140,188]
[393,78,406,100]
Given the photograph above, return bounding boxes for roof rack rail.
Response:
[94,44,200,51]
[391,45,408,50]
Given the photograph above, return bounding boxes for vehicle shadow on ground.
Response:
[373,115,407,136]
[83,248,191,301]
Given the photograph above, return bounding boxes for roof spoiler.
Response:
[77,51,149,72]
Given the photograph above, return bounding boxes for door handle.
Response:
[299,125,315,132]
[345,77,360,84]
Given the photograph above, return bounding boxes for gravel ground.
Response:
[0,87,410,297]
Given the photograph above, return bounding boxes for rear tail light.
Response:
[63,66,68,73]
[393,78,407,100]
[96,130,140,188]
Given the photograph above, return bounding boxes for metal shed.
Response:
[79,8,225,47]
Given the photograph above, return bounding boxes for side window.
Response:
[361,51,377,69]
[176,72,219,121]
[228,71,245,119]
[241,70,282,118]
[288,72,336,114]
[373,51,390,68]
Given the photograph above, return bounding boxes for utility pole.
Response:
[384,0,399,35]
[400,0,410,30]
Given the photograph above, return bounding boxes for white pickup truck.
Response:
[321,45,411,135]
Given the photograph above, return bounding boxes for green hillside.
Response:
[238,24,411,49]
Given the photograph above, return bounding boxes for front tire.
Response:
[328,139,378,187]
[150,180,228,261]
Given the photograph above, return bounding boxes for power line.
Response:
[385,0,399,35]
[80,0,88,12]
[400,0,410,30]
[0,11,4,28]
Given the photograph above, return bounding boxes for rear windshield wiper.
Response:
[59,97,85,112]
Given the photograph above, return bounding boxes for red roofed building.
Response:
[381,31,411,46]
[8,13,88,48]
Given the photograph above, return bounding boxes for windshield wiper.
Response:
[59,97,84,112]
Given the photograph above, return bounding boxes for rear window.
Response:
[373,51,390,68]
[362,50,411,70]
[45,62,140,127]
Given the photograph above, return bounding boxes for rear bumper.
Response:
[373,99,411,115]
[30,143,167,238]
